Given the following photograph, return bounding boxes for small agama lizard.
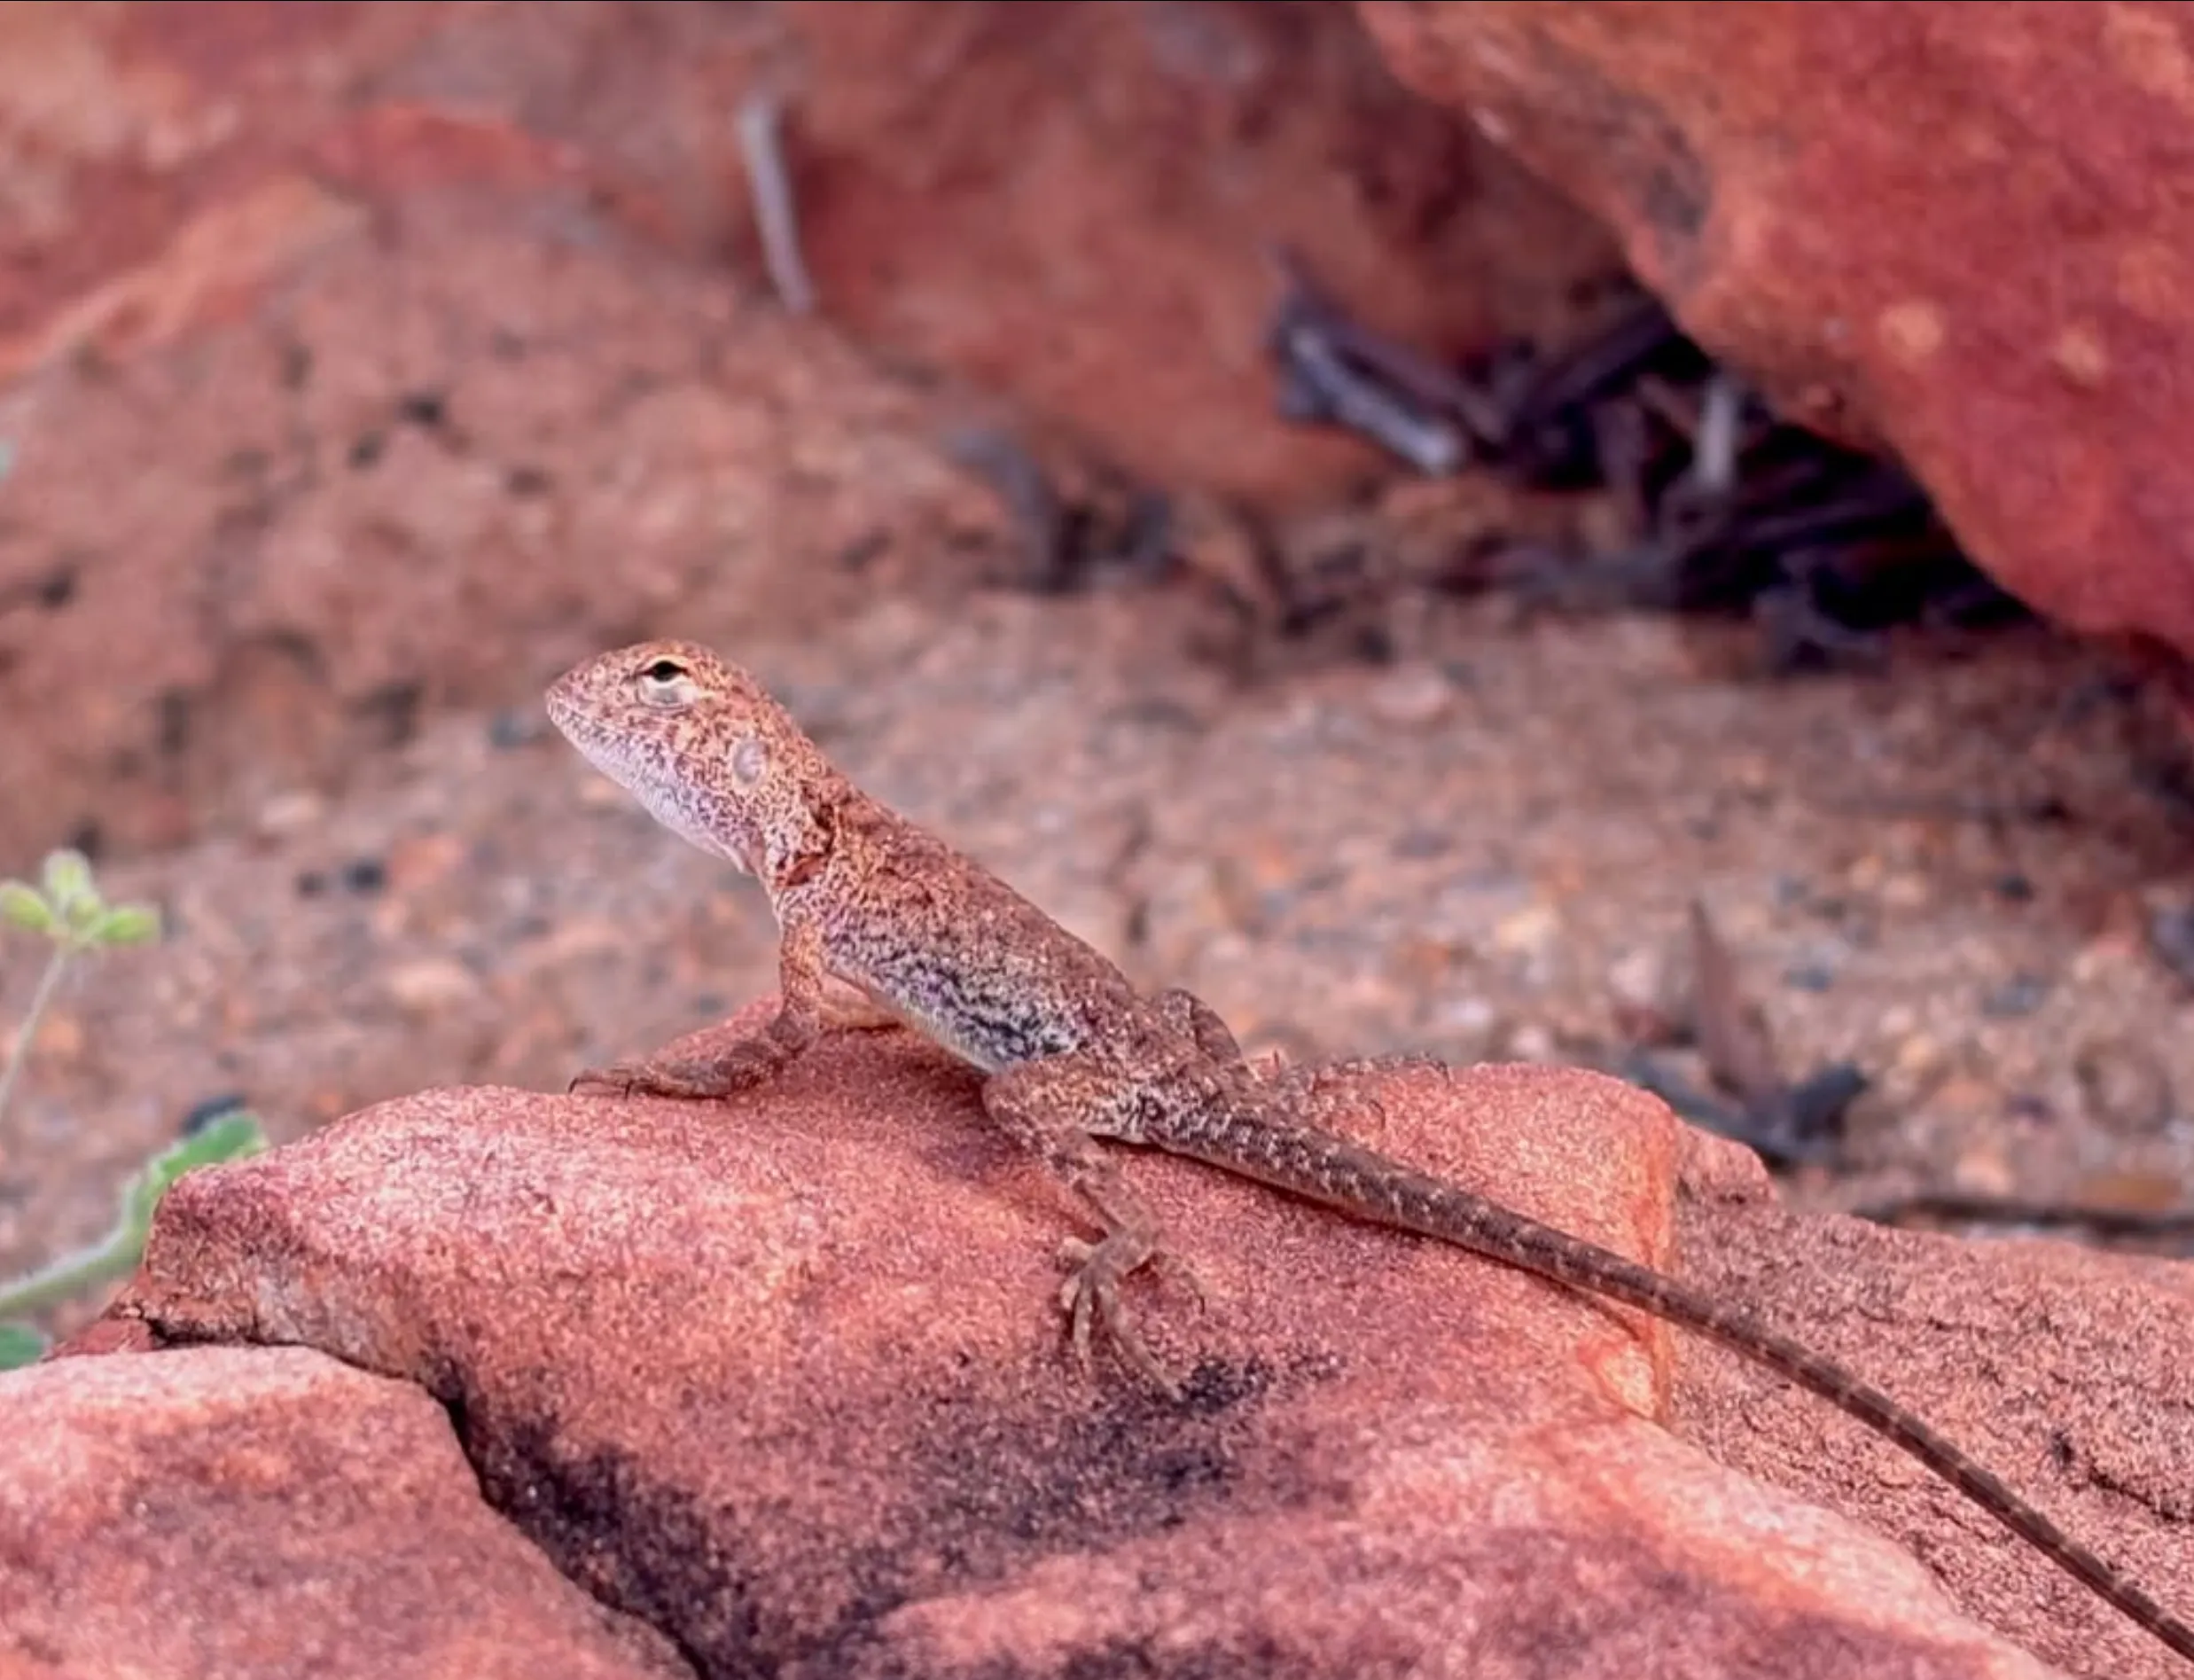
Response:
[547,638,2193,1664]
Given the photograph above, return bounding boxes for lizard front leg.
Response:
[571,917,831,1099]
[981,1054,1198,1393]
[1155,988,1321,1088]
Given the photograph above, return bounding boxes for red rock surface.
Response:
[90,1011,2194,1677]
[1357,0,2194,660]
[0,0,1613,868]
[0,1,1612,492]
[0,1343,685,1680]
[770,0,1613,503]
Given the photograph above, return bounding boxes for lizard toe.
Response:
[1152,1246,1209,1315]
[566,1064,637,1098]
[1056,1235,1180,1395]
[1100,1301,1179,1397]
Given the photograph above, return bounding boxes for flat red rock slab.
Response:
[96,1009,2158,1676]
[0,1343,686,1680]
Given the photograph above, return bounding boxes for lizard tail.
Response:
[1174,1110,2194,1663]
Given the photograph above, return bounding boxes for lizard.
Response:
[545,637,2194,1665]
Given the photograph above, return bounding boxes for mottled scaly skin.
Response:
[547,639,2193,1665]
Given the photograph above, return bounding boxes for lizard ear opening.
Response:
[730,737,769,790]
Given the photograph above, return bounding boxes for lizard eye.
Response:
[633,657,696,707]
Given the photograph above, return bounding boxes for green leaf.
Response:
[0,881,54,936]
[169,1110,268,1175]
[89,903,160,947]
[39,849,98,919]
[121,1112,269,1235]
[0,1322,47,1369]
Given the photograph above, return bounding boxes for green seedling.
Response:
[0,851,265,1366]
[0,848,160,1129]
[0,1108,267,1365]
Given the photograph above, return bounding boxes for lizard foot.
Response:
[1054,1232,1200,1396]
[568,1062,653,1098]
[1057,1236,1208,1315]
[566,1047,783,1100]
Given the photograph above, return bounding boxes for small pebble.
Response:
[1427,993,1497,1038]
[384,832,465,894]
[1490,903,1559,959]
[488,708,545,749]
[1363,663,1456,730]
[1505,1021,1558,1063]
[538,917,628,964]
[1947,1134,2019,1198]
[1781,961,1837,994]
[1878,872,1932,910]
[2146,902,2194,986]
[2073,1035,2176,1136]
[12,1012,84,1065]
[2070,1168,2184,1212]
[254,791,328,838]
[1979,973,2051,1019]
[384,957,480,1016]
[1605,946,1667,1015]
[340,856,389,895]
[1392,826,1450,861]
[1878,1030,1949,1106]
[1387,936,1463,988]
[1769,874,1813,910]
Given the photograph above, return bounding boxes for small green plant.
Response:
[0,850,266,1367]
[0,849,161,1128]
[0,1108,267,1367]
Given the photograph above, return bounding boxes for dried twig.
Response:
[1856,1191,2194,1246]
[738,92,816,315]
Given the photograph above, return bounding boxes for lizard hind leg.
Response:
[1153,986,1245,1065]
[980,1054,1200,1395]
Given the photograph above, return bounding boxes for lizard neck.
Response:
[752,762,868,903]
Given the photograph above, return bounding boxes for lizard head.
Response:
[545,640,823,877]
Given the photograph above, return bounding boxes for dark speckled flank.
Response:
[544,640,2194,1664]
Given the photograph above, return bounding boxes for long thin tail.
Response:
[1178,1113,2194,1662]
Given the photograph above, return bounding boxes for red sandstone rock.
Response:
[0,1343,685,1680]
[770,0,1612,504]
[0,1,1612,497]
[100,1008,2194,1676]
[1358,0,2194,661]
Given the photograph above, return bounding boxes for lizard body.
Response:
[546,638,2193,1663]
